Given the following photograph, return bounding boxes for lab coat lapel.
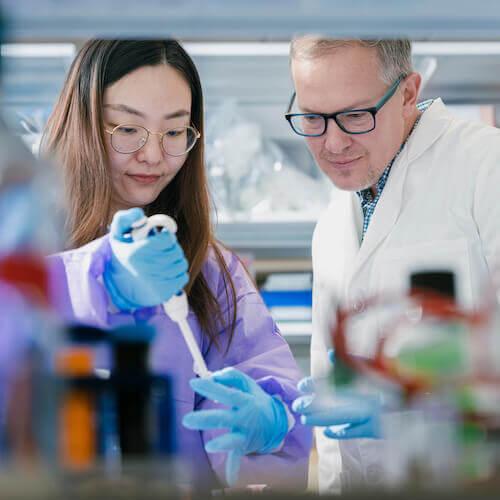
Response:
[351,149,409,278]
[344,190,363,252]
[349,99,451,283]
[343,193,363,301]
[314,188,361,311]
[324,191,363,298]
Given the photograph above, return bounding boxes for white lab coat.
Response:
[311,99,500,492]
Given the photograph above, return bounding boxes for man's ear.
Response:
[402,72,422,117]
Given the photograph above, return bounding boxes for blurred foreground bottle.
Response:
[393,271,470,378]
[0,110,68,499]
[0,95,64,472]
[51,325,178,489]
[383,269,500,488]
[330,267,500,491]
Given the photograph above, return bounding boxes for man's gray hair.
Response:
[290,36,413,85]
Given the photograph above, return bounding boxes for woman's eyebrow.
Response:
[103,103,190,120]
[163,110,190,119]
[103,103,145,117]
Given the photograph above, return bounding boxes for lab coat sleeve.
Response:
[197,249,313,489]
[47,235,132,329]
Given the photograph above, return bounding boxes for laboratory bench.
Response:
[1,474,499,499]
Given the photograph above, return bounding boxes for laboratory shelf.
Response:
[280,326,312,344]
[253,259,312,274]
[215,221,315,259]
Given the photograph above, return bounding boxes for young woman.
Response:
[43,40,311,489]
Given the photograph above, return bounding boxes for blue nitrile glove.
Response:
[182,368,289,486]
[103,208,189,310]
[292,349,381,439]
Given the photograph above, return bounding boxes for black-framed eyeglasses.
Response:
[104,124,201,156]
[285,74,405,137]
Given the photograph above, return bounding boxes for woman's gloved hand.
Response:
[292,350,381,439]
[103,207,189,310]
[182,368,289,486]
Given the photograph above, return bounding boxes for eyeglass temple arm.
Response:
[374,75,404,111]
[286,91,296,114]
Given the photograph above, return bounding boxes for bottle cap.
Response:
[409,270,456,299]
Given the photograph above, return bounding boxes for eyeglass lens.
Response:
[111,125,198,155]
[291,111,375,136]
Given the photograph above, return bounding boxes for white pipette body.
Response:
[130,214,211,378]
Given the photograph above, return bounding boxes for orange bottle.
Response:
[55,347,96,470]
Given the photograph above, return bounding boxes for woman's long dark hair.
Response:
[43,40,237,349]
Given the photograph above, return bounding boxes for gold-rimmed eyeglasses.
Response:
[104,124,201,156]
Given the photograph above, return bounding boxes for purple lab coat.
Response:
[47,235,312,489]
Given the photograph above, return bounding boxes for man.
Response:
[286,37,500,492]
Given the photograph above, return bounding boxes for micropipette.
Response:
[130,214,211,378]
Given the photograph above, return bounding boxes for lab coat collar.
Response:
[347,98,452,284]
[406,98,452,165]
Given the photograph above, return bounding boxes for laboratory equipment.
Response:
[0,112,63,468]
[130,213,211,378]
[110,324,174,458]
[3,323,176,478]
[205,99,330,221]
[328,268,500,488]
[331,271,496,399]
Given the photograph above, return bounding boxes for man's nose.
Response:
[323,119,353,153]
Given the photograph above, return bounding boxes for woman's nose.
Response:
[137,133,163,165]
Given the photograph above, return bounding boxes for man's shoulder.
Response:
[438,111,500,171]
[437,102,500,144]
[418,100,500,174]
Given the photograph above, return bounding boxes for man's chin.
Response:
[328,176,369,192]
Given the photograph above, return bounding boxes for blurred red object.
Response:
[0,252,49,306]
[331,289,495,400]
